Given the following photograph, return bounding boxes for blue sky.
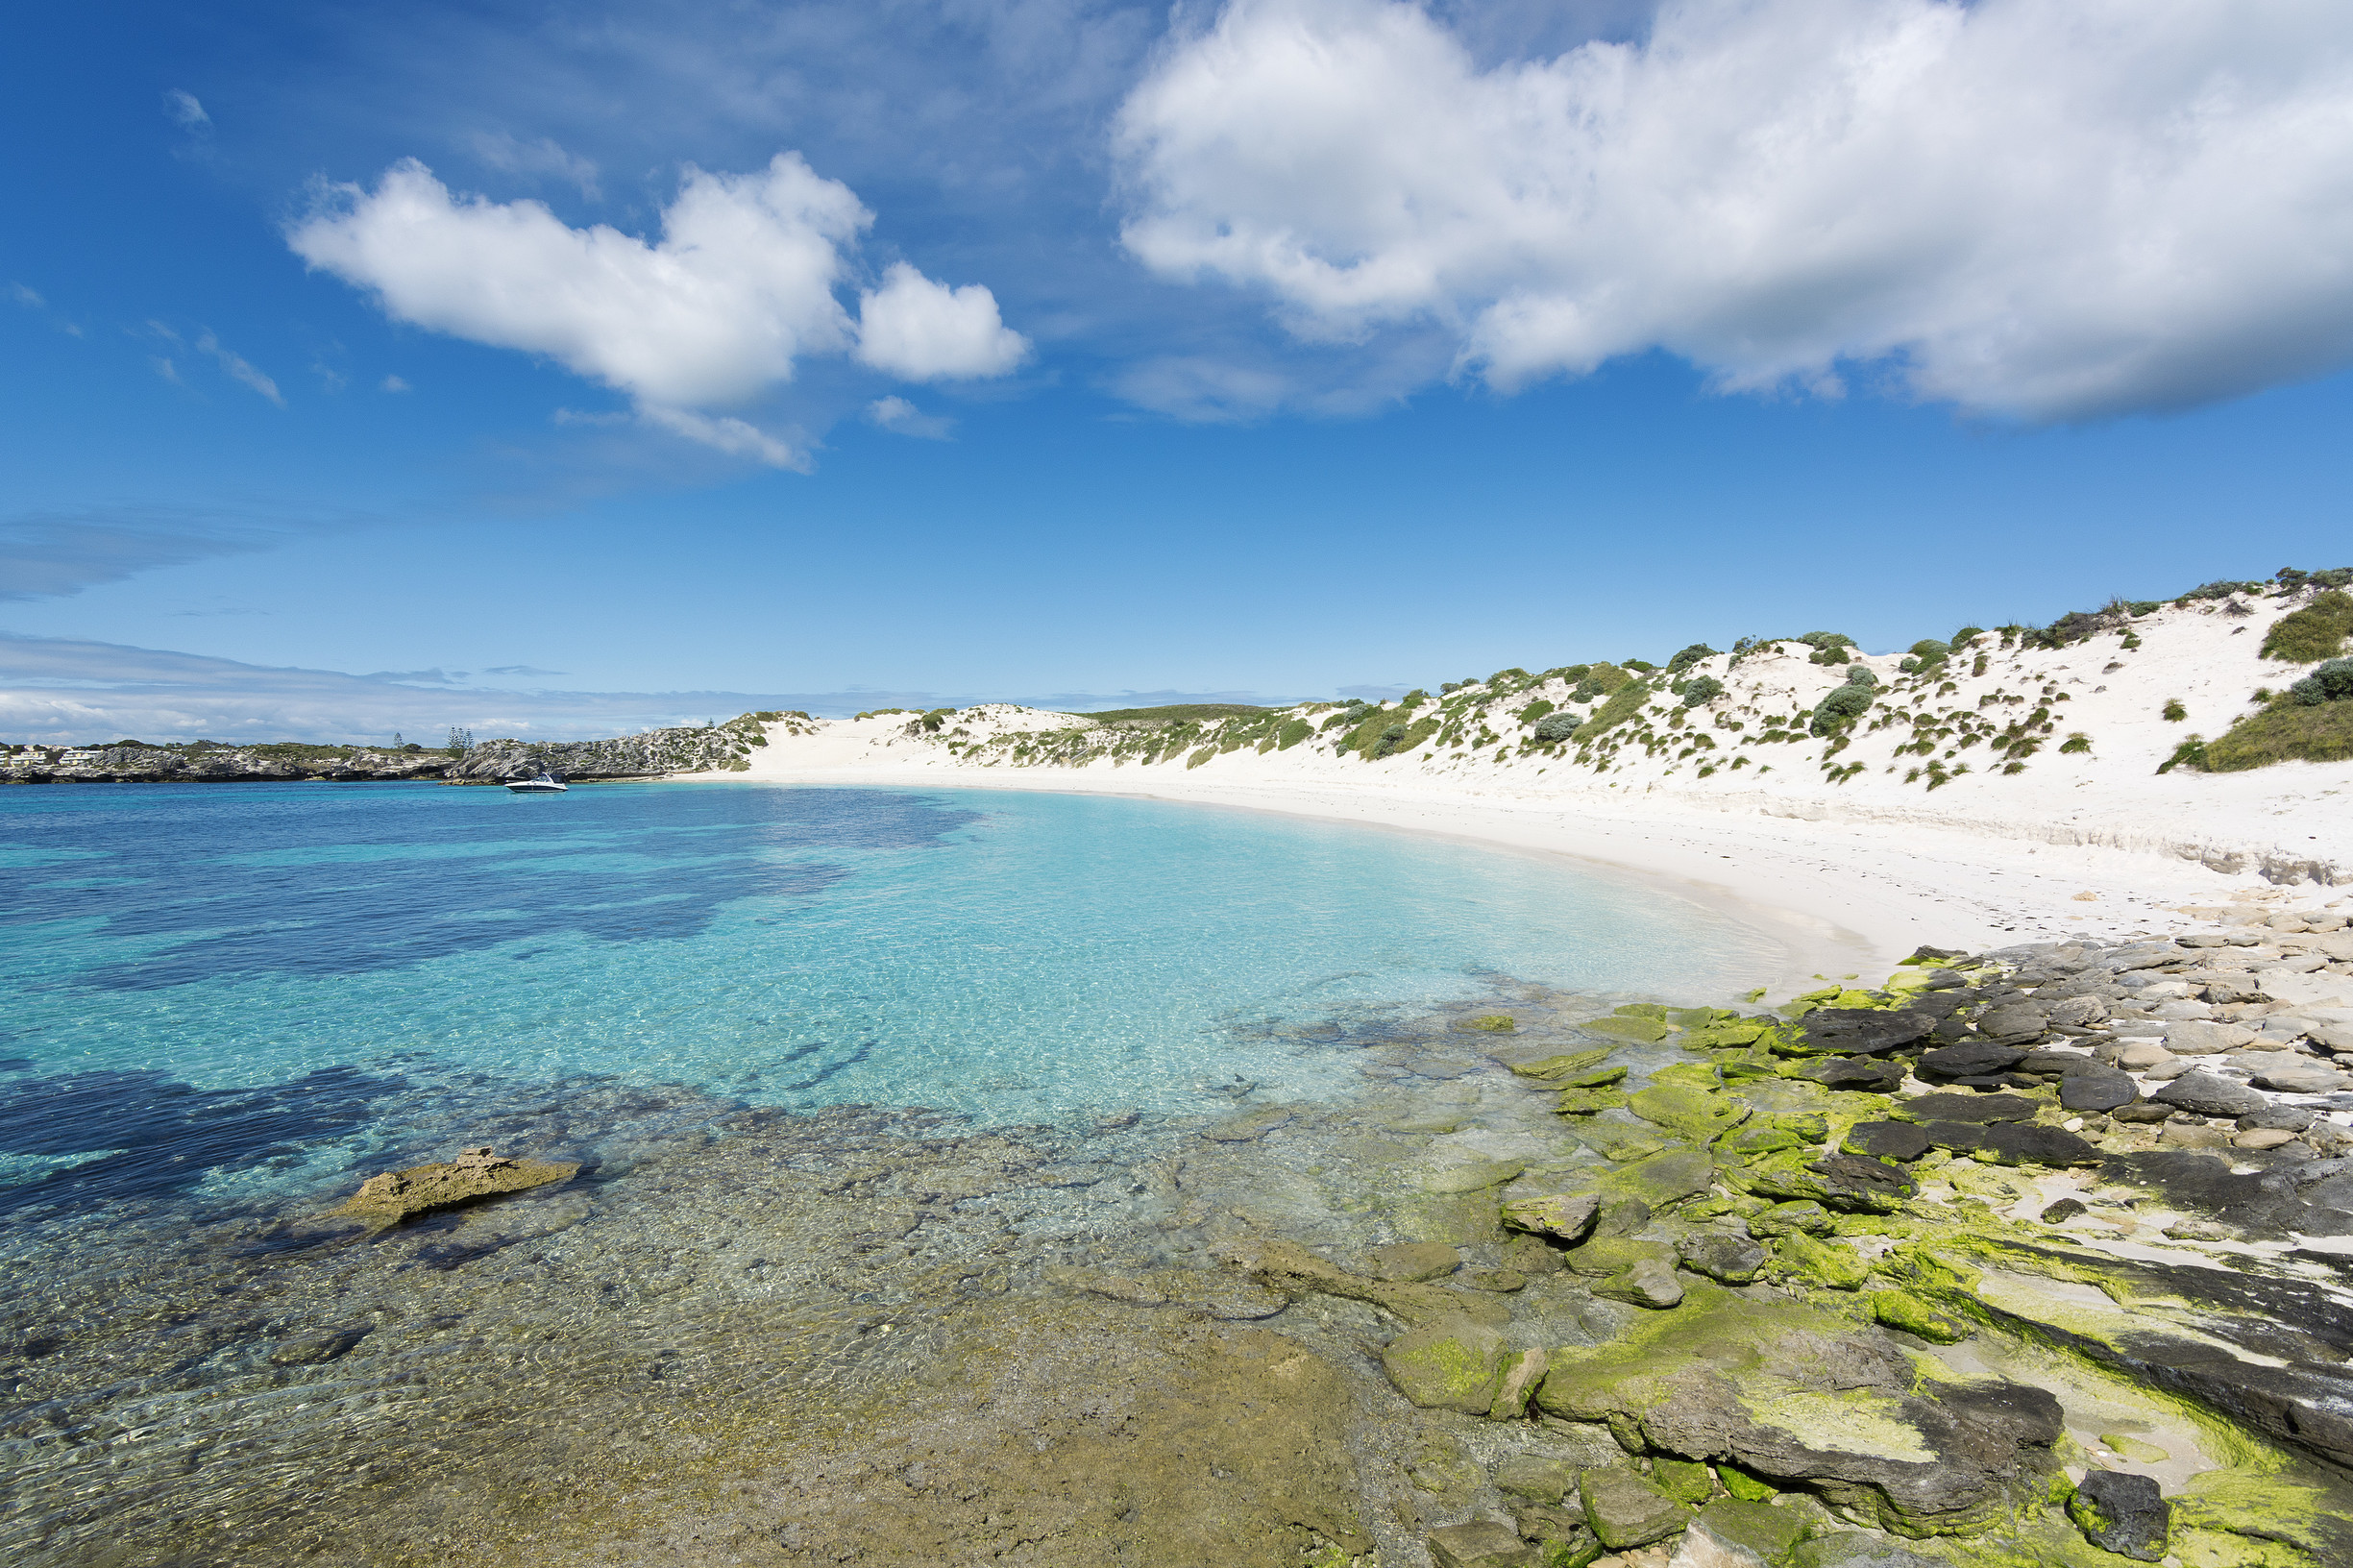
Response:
[5,0,2351,742]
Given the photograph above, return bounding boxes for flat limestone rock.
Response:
[1789,1008,1937,1058]
[1426,1520,1532,1568]
[339,1146,579,1224]
[1842,1121,1932,1162]
[1579,1467,1692,1550]
[1535,1283,2063,1536]
[2152,1072,2268,1118]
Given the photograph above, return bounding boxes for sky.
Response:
[4,0,2352,743]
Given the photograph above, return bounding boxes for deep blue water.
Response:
[0,781,1777,1220]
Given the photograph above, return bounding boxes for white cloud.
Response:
[196,330,283,405]
[1115,0,2353,421]
[289,155,1028,465]
[10,282,43,308]
[380,374,410,393]
[867,395,955,439]
[855,262,1029,380]
[163,89,208,128]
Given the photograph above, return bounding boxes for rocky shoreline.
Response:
[0,716,796,786]
[9,892,2353,1568]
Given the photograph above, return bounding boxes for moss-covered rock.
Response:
[1555,1087,1630,1115]
[1583,1015,1673,1043]
[1537,1284,2062,1537]
[1652,1457,1715,1505]
[1629,1083,1752,1141]
[1381,1317,1510,1413]
[1459,1014,1518,1033]
[1724,1151,1915,1213]
[1867,1289,1970,1344]
[1593,1258,1686,1310]
[1770,1230,1874,1290]
[1509,1048,1616,1080]
[1690,1497,1810,1561]
[1603,1146,1718,1210]
[1562,1236,1676,1278]
[1578,1468,1692,1550]
[1502,1191,1602,1243]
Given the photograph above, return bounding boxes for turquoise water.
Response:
[0,781,1777,1219]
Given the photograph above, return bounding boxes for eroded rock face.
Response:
[338,1146,580,1224]
[1534,1284,2062,1536]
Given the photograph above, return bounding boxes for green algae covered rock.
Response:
[1555,1087,1630,1115]
[1770,1230,1874,1290]
[1425,1520,1536,1568]
[1382,1316,1510,1413]
[1583,1015,1673,1043]
[1560,1065,1630,1089]
[1574,1122,1671,1162]
[1579,1467,1692,1550]
[1604,1146,1718,1210]
[1458,1014,1517,1033]
[1718,1465,1778,1503]
[1509,1048,1616,1080]
[1534,1283,2062,1538]
[1502,1190,1602,1243]
[1691,1497,1810,1560]
[1725,1150,1914,1213]
[1682,1018,1777,1050]
[1653,1457,1715,1505]
[1651,1061,1725,1090]
[1593,1257,1686,1310]
[1868,1289,1970,1344]
[1562,1236,1676,1278]
[1630,1083,1752,1141]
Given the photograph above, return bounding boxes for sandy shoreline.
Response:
[676,762,2287,992]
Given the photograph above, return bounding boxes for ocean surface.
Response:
[0,780,1776,1221]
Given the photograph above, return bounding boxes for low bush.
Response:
[2201,698,2353,771]
[1679,675,1725,708]
[1666,643,1721,674]
[1517,698,1556,725]
[1844,667,1878,689]
[1809,683,1874,736]
[1532,712,1581,744]
[2290,656,2353,704]
[1275,718,1311,750]
[1909,639,1950,661]
[1808,645,1851,666]
[1574,678,1656,743]
[2162,698,2188,722]
[2262,591,2353,663]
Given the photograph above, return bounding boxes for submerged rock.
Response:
[1424,1519,1532,1568]
[338,1146,579,1225]
[1369,1241,1462,1282]
[1501,1191,1602,1243]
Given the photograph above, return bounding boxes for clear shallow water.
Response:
[0,780,1776,1218]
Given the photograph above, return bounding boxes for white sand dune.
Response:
[676,587,2351,976]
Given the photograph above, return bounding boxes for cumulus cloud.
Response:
[1115,0,2353,421]
[289,155,1028,464]
[855,263,1029,380]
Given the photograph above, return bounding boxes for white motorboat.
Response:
[504,772,569,795]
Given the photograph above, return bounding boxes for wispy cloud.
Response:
[867,395,954,440]
[11,282,85,339]
[0,505,299,600]
[162,89,209,128]
[468,130,601,200]
[195,330,283,405]
[481,664,566,677]
[380,374,410,393]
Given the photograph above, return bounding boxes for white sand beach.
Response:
[681,587,2351,977]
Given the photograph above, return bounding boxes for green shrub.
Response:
[1574,678,1656,743]
[2162,698,2187,722]
[2059,732,2091,753]
[1622,658,1657,673]
[2157,737,2207,773]
[1517,698,1556,725]
[1844,667,1878,689]
[1276,718,1311,750]
[1679,675,1725,708]
[1908,639,1950,661]
[2262,591,2353,663]
[1949,625,1985,647]
[1808,645,1851,666]
[1809,684,1874,735]
[1666,643,1721,674]
[1532,713,1580,744]
[2201,698,2353,770]
[2290,656,2353,704]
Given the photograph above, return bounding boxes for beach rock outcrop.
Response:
[1579,1467,1692,1551]
[338,1146,579,1224]
[2067,1471,2169,1561]
[1381,1318,1510,1413]
[1534,1284,2063,1536]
